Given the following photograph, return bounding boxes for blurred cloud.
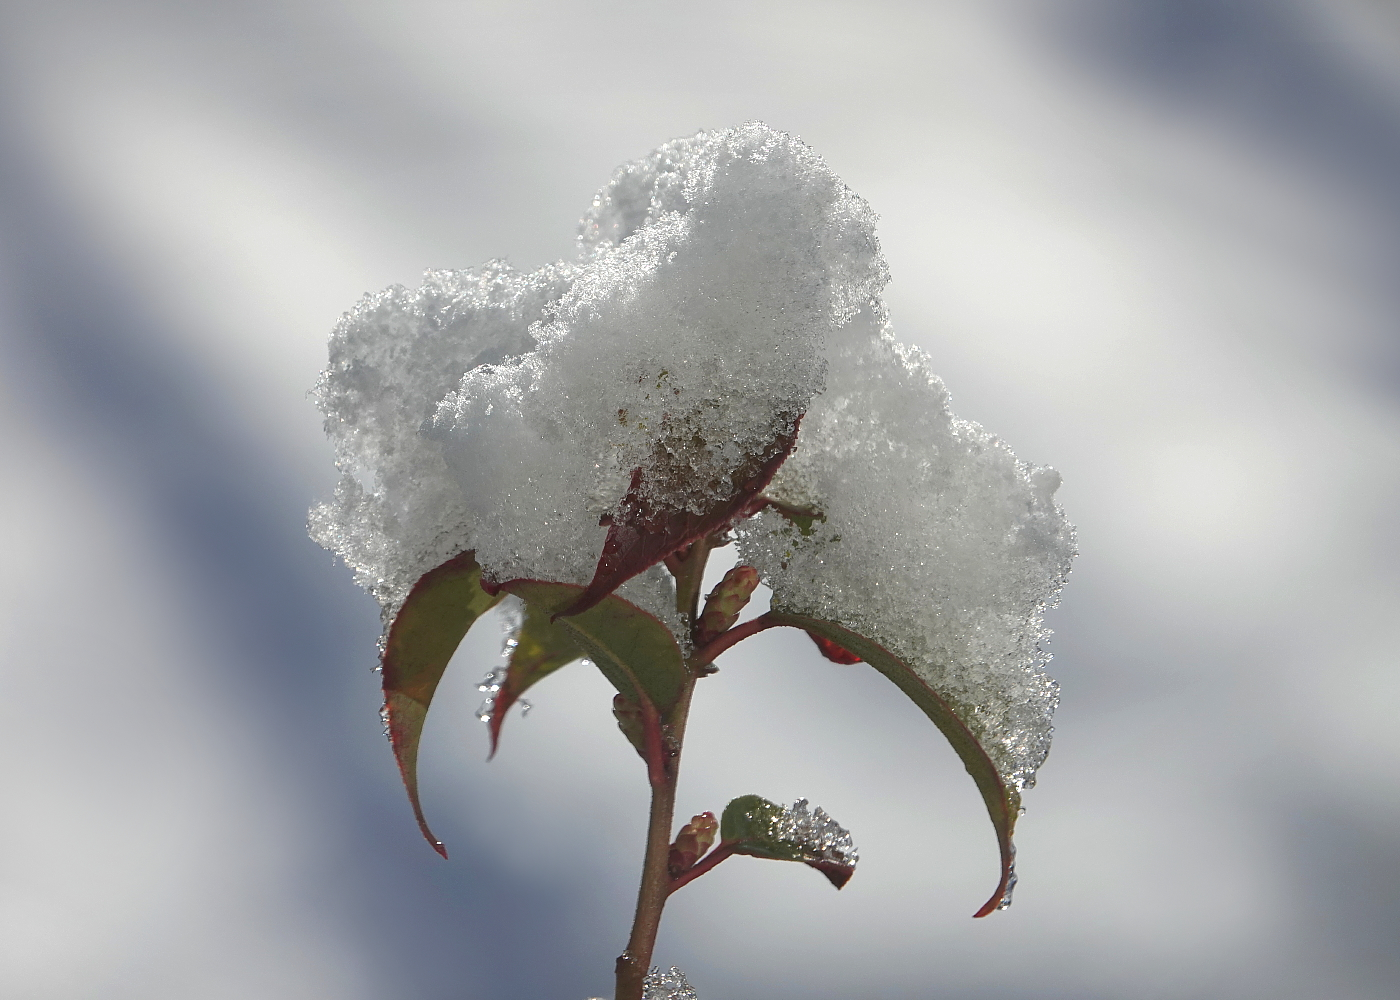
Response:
[0,1,1396,998]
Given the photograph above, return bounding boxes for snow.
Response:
[736,303,1075,790]
[311,122,887,632]
[311,122,1074,794]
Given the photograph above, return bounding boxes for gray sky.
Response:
[1,2,1397,998]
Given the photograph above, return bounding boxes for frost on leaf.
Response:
[486,597,582,755]
[311,122,888,643]
[558,420,798,619]
[720,794,858,889]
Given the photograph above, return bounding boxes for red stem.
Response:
[667,841,739,895]
[640,698,667,789]
[691,612,783,667]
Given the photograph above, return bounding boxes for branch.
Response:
[667,841,739,895]
[690,612,784,667]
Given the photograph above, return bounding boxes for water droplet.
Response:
[519,700,532,717]
[996,867,1018,911]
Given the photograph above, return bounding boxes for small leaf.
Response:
[719,794,858,890]
[503,580,687,720]
[668,811,718,876]
[762,497,825,537]
[488,603,583,755]
[381,550,503,857]
[807,631,861,664]
[767,612,1019,916]
[558,418,801,618]
[695,565,760,646]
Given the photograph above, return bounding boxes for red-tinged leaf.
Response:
[805,858,856,890]
[487,604,582,756]
[808,631,862,664]
[557,417,801,619]
[695,565,760,646]
[502,580,687,720]
[718,794,857,891]
[381,551,503,857]
[767,612,1019,917]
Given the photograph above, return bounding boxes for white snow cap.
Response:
[311,122,1074,791]
[736,303,1075,790]
[312,122,887,624]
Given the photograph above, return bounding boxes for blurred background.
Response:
[1,1,1397,998]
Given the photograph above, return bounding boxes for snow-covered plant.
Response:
[311,122,1075,1000]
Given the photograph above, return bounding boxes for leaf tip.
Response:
[972,854,1016,917]
[804,858,855,890]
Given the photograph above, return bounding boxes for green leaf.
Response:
[503,580,687,720]
[766,612,1019,917]
[381,550,503,857]
[720,794,857,890]
[487,603,582,756]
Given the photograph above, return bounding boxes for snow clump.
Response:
[310,122,887,627]
[736,303,1075,790]
[310,120,1075,793]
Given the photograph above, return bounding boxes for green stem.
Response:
[671,539,712,634]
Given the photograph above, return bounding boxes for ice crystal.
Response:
[774,797,858,867]
[642,966,698,1000]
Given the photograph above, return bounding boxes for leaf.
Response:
[762,497,825,537]
[720,794,857,890]
[766,611,1019,916]
[487,603,583,756]
[558,417,801,619]
[503,580,687,720]
[381,550,503,857]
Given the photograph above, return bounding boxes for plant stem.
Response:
[691,611,781,667]
[671,539,712,632]
[614,747,680,1000]
[666,840,738,894]
[615,543,712,1000]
